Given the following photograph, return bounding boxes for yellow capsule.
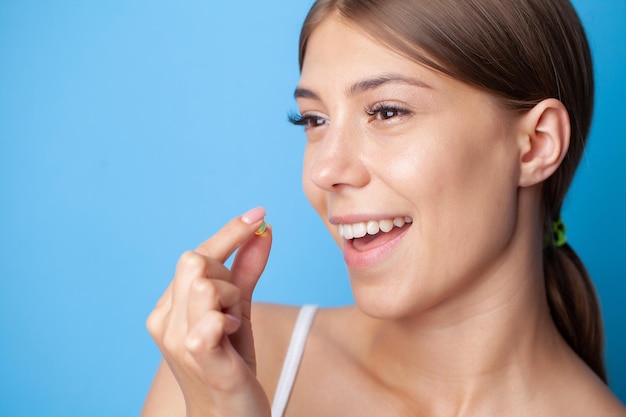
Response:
[254,220,267,236]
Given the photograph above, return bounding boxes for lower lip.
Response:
[342,226,410,269]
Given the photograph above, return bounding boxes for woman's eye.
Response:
[288,112,329,129]
[366,104,407,121]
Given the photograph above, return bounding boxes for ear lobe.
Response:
[518,98,571,187]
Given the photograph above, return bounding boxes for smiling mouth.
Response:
[338,217,413,240]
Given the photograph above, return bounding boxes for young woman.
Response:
[142,0,626,415]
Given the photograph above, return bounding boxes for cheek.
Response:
[429,135,520,266]
[391,118,520,254]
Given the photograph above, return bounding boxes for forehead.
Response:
[298,16,510,116]
[303,18,414,75]
[299,16,449,94]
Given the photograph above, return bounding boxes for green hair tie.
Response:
[548,215,567,248]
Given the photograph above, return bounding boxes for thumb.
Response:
[230,224,273,315]
[228,225,272,374]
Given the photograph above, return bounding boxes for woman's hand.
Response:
[146,207,272,417]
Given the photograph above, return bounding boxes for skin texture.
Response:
[141,15,626,417]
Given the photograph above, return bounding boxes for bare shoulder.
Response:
[571,377,626,417]
[251,303,358,402]
[547,357,626,417]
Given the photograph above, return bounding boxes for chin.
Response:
[350,279,416,320]
[348,266,453,322]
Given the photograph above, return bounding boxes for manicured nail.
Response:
[225,314,242,334]
[225,313,241,326]
[241,206,266,225]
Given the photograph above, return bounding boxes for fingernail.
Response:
[225,313,241,326]
[241,206,266,225]
[225,314,242,334]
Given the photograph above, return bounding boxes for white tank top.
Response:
[270,305,318,417]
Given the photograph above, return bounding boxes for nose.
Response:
[308,123,370,191]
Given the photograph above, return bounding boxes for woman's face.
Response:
[296,17,524,317]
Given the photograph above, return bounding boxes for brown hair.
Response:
[298,0,605,381]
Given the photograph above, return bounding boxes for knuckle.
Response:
[145,311,162,337]
[191,278,218,299]
[177,250,206,273]
[186,313,225,353]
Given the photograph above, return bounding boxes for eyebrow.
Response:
[293,73,432,100]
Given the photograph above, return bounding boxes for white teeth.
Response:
[352,222,367,238]
[379,219,393,233]
[338,216,412,240]
[366,220,380,235]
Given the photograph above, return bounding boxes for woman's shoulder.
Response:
[561,380,626,417]
[251,302,358,401]
[557,368,626,417]
[541,347,626,417]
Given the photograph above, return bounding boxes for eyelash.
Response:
[365,103,409,121]
[287,112,328,129]
[288,103,410,129]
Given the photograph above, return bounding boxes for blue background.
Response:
[0,1,624,415]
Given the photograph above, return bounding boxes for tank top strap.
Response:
[271,304,318,417]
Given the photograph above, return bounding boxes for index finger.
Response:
[194,206,267,263]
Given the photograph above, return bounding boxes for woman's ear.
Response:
[517,98,571,187]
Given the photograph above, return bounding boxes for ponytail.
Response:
[543,241,606,382]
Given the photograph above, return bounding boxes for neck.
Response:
[362,200,568,414]
[366,271,563,415]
